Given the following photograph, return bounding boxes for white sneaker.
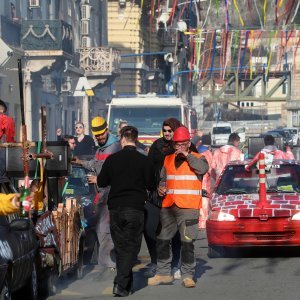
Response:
[172,267,181,280]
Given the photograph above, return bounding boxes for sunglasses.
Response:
[76,126,83,129]
[163,129,173,133]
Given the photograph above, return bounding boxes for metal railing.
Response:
[78,47,121,74]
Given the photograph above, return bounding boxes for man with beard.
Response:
[146,118,198,279]
[73,116,120,271]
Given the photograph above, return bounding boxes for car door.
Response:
[0,178,37,292]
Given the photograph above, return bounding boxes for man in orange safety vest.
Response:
[148,126,208,288]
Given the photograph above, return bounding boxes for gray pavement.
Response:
[48,231,300,300]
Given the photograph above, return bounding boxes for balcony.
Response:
[21,20,73,56]
[0,15,21,47]
[78,47,121,77]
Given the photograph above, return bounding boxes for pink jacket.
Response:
[201,149,213,197]
[211,145,242,179]
[252,146,295,162]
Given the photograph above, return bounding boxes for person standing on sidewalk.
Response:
[73,121,96,157]
[0,99,15,143]
[97,126,156,297]
[72,116,121,271]
[148,126,208,288]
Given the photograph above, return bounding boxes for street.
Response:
[48,231,300,300]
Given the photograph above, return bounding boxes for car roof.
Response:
[227,159,298,167]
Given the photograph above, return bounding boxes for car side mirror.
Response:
[9,218,31,231]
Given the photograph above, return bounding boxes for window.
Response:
[216,164,300,194]
[108,107,181,135]
[212,127,231,134]
[81,20,89,35]
[81,5,90,19]
[82,36,91,48]
[292,111,300,127]
[29,0,40,7]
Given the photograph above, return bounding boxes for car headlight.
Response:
[208,211,236,221]
[292,212,300,220]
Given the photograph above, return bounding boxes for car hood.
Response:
[211,193,300,217]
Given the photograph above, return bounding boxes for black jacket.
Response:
[148,137,198,174]
[97,145,156,211]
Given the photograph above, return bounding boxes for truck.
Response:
[107,95,198,145]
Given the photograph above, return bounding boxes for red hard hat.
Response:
[173,127,190,142]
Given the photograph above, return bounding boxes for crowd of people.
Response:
[0,103,296,296]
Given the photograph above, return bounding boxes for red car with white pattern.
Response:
[206,159,300,257]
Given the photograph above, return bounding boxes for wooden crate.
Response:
[52,198,81,273]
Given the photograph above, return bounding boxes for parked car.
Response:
[0,176,39,299]
[283,127,300,146]
[63,165,99,265]
[206,160,300,258]
[260,129,293,147]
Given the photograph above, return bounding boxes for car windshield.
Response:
[212,126,231,134]
[109,106,181,135]
[65,167,90,196]
[216,164,300,194]
[286,129,297,135]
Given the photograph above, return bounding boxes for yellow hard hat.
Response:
[91,116,108,135]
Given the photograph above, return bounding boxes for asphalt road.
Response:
[47,146,300,300]
[48,230,300,300]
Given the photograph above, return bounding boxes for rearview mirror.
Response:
[9,218,31,231]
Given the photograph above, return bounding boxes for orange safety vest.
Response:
[162,153,203,209]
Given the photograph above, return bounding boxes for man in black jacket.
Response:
[97,126,155,297]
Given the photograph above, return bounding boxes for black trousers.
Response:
[110,208,144,291]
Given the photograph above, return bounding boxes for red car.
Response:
[206,159,300,257]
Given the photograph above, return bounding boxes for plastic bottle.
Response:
[19,187,31,218]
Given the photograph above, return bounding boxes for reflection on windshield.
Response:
[217,164,300,194]
[109,107,181,135]
[212,127,231,134]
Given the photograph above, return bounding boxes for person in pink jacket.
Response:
[211,133,242,181]
[197,134,213,229]
[252,134,295,161]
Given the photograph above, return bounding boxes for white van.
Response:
[211,122,232,146]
